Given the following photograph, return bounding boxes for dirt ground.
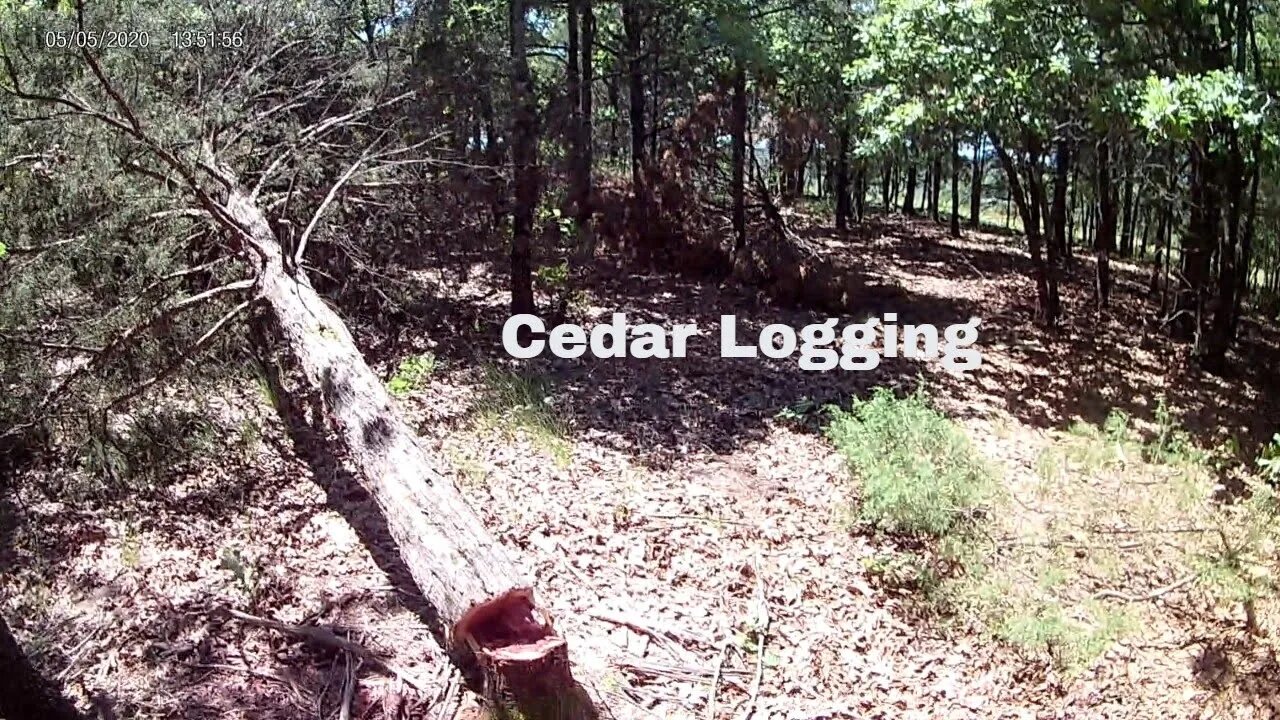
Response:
[5,213,1280,719]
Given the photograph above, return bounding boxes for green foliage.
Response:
[992,598,1137,672]
[825,386,994,537]
[76,407,219,492]
[534,259,571,292]
[388,352,438,397]
[1146,396,1202,466]
[219,547,260,603]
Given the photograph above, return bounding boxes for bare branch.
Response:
[293,133,387,268]
[104,297,256,412]
[0,332,103,354]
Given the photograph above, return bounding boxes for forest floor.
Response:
[5,212,1280,720]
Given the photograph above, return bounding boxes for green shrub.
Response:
[388,352,437,396]
[825,386,994,537]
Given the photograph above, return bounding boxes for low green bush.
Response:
[825,386,994,537]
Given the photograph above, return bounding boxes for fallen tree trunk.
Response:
[225,191,598,720]
[0,613,85,720]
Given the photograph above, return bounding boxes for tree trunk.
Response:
[730,60,747,251]
[880,161,891,213]
[992,130,1059,326]
[929,153,943,222]
[1204,129,1246,371]
[968,133,985,228]
[1066,154,1078,259]
[510,0,537,315]
[1120,174,1136,257]
[622,1,646,213]
[855,160,866,222]
[0,614,84,720]
[606,72,619,160]
[835,123,851,231]
[1095,136,1117,309]
[1051,134,1070,264]
[576,0,595,241]
[949,132,960,237]
[1176,137,1216,344]
[229,190,597,719]
[903,161,917,215]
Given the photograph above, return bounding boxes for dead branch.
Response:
[0,332,102,354]
[3,235,88,254]
[293,133,387,268]
[1093,573,1198,603]
[104,296,256,412]
[220,607,427,693]
[586,608,714,654]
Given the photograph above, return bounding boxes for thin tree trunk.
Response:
[881,161,891,213]
[992,130,1059,326]
[730,59,747,251]
[576,0,594,240]
[606,72,619,160]
[566,0,583,223]
[836,123,851,231]
[903,161,917,215]
[969,133,985,227]
[1066,153,1079,259]
[930,153,943,222]
[510,0,537,315]
[1096,136,1116,309]
[1052,134,1070,263]
[950,132,960,237]
[855,160,866,221]
[623,1,648,221]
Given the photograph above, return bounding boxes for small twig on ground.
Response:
[588,608,714,655]
[705,641,741,720]
[1094,573,1198,603]
[218,607,426,693]
[740,553,770,720]
[182,662,314,709]
[339,651,359,720]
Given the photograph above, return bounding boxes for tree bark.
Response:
[0,613,85,720]
[509,0,537,315]
[1051,134,1070,263]
[1095,136,1117,309]
[854,160,866,222]
[880,161,891,213]
[835,123,851,231]
[968,133,985,227]
[622,0,648,219]
[949,132,960,237]
[929,152,943,222]
[730,60,747,251]
[229,190,596,719]
[992,130,1059,327]
[566,0,583,219]
[576,0,595,241]
[903,161,917,215]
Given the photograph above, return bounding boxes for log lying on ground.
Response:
[226,191,598,720]
[0,613,85,720]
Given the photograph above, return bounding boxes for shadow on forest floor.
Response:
[348,209,1280,472]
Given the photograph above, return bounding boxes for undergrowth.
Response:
[474,364,571,466]
[830,390,1280,675]
[388,351,438,397]
[825,385,995,538]
[976,404,1280,673]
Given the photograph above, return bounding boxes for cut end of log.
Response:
[455,588,593,719]
[454,587,559,657]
